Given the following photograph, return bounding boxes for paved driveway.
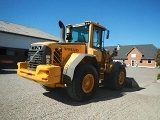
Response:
[126,67,160,96]
[0,67,160,120]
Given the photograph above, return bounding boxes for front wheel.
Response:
[66,64,99,101]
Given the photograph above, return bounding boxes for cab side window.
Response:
[92,27,102,49]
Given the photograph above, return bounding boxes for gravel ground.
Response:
[0,67,160,120]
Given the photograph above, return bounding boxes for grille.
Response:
[53,48,62,66]
[27,51,44,70]
[27,45,61,70]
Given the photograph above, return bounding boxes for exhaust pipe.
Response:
[58,21,65,43]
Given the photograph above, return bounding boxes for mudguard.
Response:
[63,53,95,81]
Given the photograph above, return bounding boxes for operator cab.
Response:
[66,21,109,50]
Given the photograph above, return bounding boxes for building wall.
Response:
[0,32,51,49]
[0,32,54,69]
[138,59,156,68]
[125,48,156,68]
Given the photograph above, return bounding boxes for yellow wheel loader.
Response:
[17,21,126,101]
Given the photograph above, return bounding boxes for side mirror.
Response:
[106,30,110,39]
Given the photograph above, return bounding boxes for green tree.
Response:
[156,49,160,67]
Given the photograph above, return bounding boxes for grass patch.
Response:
[157,73,160,80]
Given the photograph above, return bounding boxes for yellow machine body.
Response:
[17,21,119,89]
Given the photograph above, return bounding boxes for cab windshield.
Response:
[71,26,89,43]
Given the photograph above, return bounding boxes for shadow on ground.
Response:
[43,77,144,106]
[0,69,17,74]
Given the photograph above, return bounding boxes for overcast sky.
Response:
[0,0,160,48]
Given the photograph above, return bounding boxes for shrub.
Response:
[157,73,160,80]
[156,49,160,67]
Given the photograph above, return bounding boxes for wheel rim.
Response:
[118,71,125,85]
[82,74,94,93]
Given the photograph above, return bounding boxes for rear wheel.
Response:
[66,64,98,101]
[105,63,126,90]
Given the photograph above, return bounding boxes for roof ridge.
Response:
[0,20,60,41]
[105,44,155,47]
[0,20,35,29]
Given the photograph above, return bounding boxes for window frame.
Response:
[92,26,103,50]
[139,60,143,63]
[131,54,136,58]
[148,60,152,64]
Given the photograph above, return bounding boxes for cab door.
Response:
[88,25,104,62]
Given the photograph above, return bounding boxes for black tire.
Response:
[105,63,126,90]
[66,64,99,101]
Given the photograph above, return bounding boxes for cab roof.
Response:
[67,21,106,30]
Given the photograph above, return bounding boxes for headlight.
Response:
[46,55,51,64]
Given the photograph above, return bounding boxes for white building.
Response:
[0,21,59,68]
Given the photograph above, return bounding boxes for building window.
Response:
[0,48,7,55]
[148,60,152,64]
[7,49,14,56]
[24,50,28,56]
[0,48,15,56]
[140,60,143,63]
[131,54,136,58]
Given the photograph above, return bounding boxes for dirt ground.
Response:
[0,67,160,120]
